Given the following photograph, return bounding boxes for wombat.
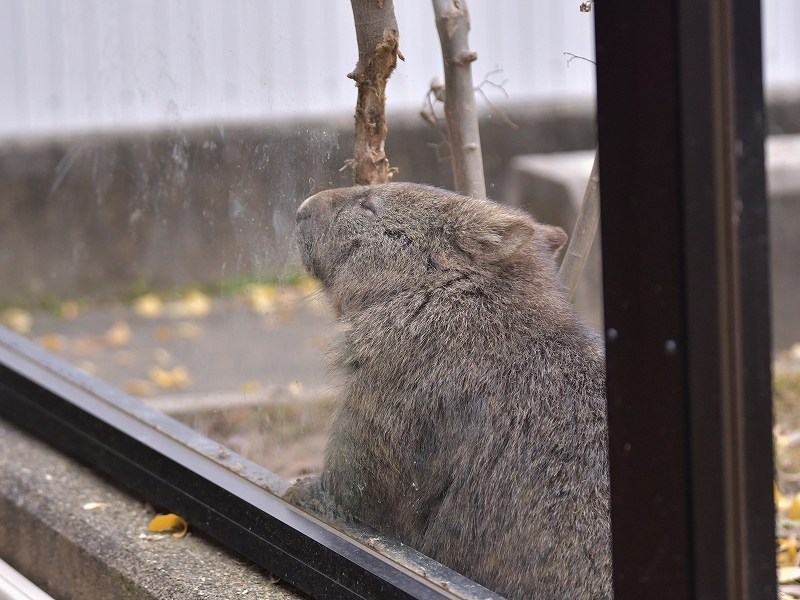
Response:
[287,182,611,600]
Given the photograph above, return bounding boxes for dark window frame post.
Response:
[594,0,775,598]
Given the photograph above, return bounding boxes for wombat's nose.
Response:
[296,196,314,223]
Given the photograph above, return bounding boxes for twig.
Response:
[474,69,518,130]
[564,52,596,67]
[474,88,518,130]
[427,134,453,163]
[420,77,446,128]
[432,0,486,198]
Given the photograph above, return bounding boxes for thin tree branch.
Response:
[563,52,597,67]
[431,0,486,198]
[348,0,402,185]
[559,148,600,300]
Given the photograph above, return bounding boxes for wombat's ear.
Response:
[540,224,568,255]
[457,211,536,264]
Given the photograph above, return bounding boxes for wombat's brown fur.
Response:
[288,183,611,599]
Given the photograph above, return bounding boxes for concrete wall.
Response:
[0,101,596,304]
[2,95,798,349]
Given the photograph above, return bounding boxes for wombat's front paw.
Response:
[283,476,320,505]
[283,476,339,519]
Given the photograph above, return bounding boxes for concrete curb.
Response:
[0,418,303,600]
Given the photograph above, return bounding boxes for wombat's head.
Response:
[295,183,567,311]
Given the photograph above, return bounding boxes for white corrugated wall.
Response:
[0,0,797,138]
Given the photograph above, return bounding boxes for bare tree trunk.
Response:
[431,0,486,198]
[349,0,401,185]
[559,148,600,300]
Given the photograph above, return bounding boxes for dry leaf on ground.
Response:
[105,321,131,347]
[246,284,279,315]
[149,365,189,389]
[123,379,155,397]
[61,301,79,320]
[134,294,164,318]
[38,334,67,353]
[165,289,210,319]
[148,513,188,538]
[1,307,32,334]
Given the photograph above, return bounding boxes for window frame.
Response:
[594,0,775,598]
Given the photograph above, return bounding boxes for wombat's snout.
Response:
[296,196,314,224]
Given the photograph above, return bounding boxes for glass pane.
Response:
[0,1,628,598]
[0,1,599,471]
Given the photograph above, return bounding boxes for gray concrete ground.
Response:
[12,285,336,480]
[26,294,333,396]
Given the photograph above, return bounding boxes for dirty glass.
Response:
[2,0,799,594]
[0,0,599,484]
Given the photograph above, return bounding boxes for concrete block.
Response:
[503,135,800,350]
[503,150,604,334]
[767,135,800,350]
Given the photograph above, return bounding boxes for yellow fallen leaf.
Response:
[61,301,79,320]
[148,513,188,538]
[123,379,154,397]
[777,482,792,512]
[134,294,163,318]
[166,289,210,319]
[105,321,131,347]
[779,550,793,567]
[149,365,189,389]
[82,502,107,510]
[246,284,278,315]
[296,277,322,296]
[779,566,800,584]
[780,538,799,567]
[789,495,800,520]
[1,307,32,335]
[38,334,66,353]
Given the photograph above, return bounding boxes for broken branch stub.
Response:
[432,0,486,198]
[348,0,401,185]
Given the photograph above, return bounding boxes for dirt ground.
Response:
[3,283,336,481]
